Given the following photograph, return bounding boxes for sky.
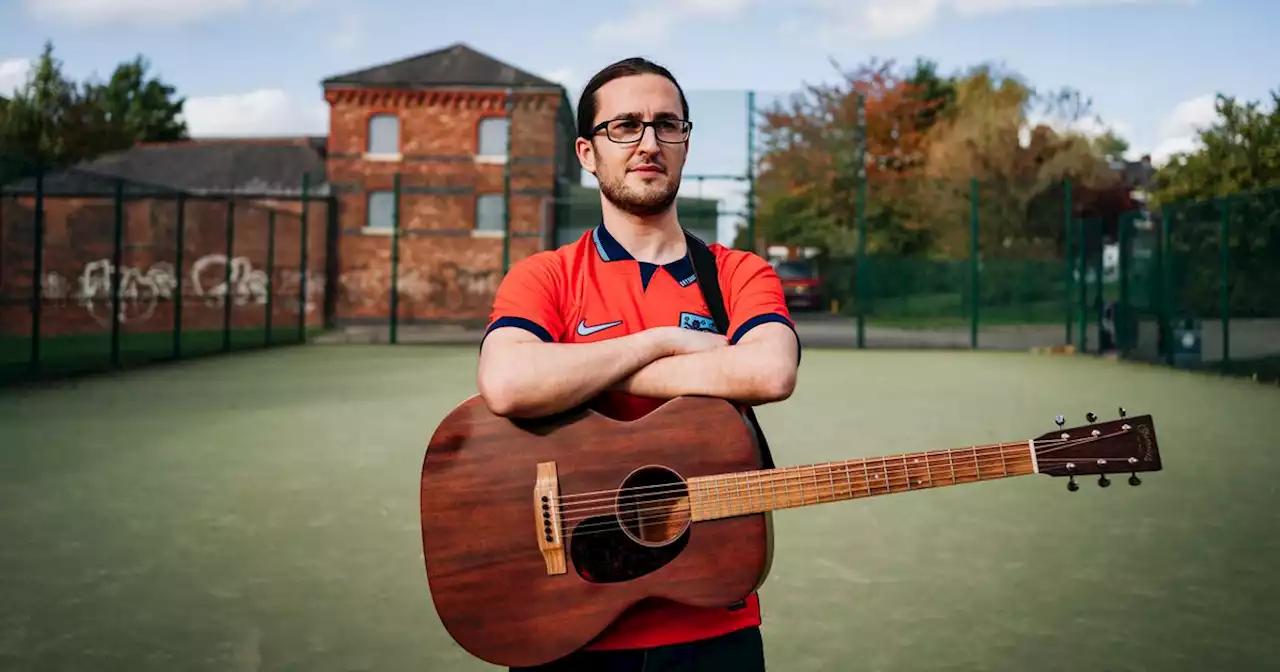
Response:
[0,0,1274,241]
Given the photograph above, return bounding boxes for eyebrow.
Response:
[613,110,682,121]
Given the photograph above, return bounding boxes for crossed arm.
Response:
[475,250,800,419]
[477,322,798,418]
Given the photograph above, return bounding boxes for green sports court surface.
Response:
[1,344,1277,671]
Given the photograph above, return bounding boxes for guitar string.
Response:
[557,450,1144,539]
[553,429,1125,512]
[548,432,1133,535]
[555,445,1022,522]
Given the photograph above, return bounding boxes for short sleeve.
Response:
[719,250,797,347]
[484,252,565,343]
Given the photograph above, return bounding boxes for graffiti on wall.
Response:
[38,255,324,326]
[338,263,500,314]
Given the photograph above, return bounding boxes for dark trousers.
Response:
[510,626,765,672]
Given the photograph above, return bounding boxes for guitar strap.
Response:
[683,231,777,471]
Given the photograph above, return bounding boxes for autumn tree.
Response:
[918,64,1121,258]
[752,58,952,257]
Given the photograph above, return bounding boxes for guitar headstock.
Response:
[1033,408,1162,491]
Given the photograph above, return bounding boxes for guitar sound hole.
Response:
[617,465,691,546]
[568,465,691,584]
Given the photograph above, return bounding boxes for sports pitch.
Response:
[1,344,1277,671]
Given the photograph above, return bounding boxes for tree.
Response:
[1151,90,1280,204]
[84,55,188,144]
[918,65,1120,257]
[753,58,951,257]
[0,41,187,177]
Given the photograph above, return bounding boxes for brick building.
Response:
[2,43,719,340]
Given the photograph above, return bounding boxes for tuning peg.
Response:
[1055,415,1065,429]
[1127,457,1141,486]
[1098,474,1110,487]
[1086,412,1097,423]
[1067,475,1079,492]
[1118,407,1127,419]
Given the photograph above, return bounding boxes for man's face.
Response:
[577,74,689,218]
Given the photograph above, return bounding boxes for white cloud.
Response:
[180,89,327,137]
[23,0,315,27]
[797,0,1188,42]
[1147,93,1217,164]
[0,58,32,97]
[590,0,754,47]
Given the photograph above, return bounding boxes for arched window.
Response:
[367,114,400,156]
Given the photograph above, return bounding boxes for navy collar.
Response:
[592,223,697,287]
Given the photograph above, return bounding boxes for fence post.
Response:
[223,199,235,352]
[1219,196,1231,366]
[746,90,756,253]
[266,209,275,346]
[1118,212,1131,353]
[173,193,185,359]
[1077,218,1088,353]
[298,173,310,343]
[502,88,514,275]
[1159,209,1172,365]
[854,92,867,350]
[1063,179,1073,346]
[29,166,44,375]
[969,178,979,349]
[111,179,124,369]
[390,172,401,345]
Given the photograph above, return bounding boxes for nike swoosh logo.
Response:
[577,319,623,337]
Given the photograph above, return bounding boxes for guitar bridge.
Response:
[534,461,566,576]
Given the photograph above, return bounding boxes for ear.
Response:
[575,137,598,175]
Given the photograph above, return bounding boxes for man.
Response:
[477,56,801,672]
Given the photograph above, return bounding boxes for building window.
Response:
[476,193,506,233]
[367,114,399,156]
[477,117,508,159]
[367,190,395,230]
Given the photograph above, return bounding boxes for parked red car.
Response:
[773,259,822,311]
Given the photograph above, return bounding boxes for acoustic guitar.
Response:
[419,395,1162,668]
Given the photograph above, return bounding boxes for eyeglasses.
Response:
[591,117,692,144]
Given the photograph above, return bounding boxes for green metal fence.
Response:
[0,155,329,385]
[1117,187,1280,381]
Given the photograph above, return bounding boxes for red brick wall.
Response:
[0,194,327,339]
[323,87,570,323]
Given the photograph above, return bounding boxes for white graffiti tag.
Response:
[191,255,268,308]
[76,259,178,326]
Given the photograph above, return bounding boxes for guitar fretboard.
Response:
[687,442,1035,521]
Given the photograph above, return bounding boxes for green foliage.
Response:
[1151,91,1280,204]
[0,41,187,177]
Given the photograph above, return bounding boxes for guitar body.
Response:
[420,395,774,668]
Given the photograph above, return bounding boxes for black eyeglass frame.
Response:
[589,117,693,144]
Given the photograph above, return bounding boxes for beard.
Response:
[597,163,681,217]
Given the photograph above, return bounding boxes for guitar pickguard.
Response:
[566,465,692,584]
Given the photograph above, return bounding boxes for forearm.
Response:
[614,338,797,404]
[478,330,670,418]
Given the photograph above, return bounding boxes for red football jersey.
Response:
[484,223,798,651]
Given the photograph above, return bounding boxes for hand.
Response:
[648,326,728,357]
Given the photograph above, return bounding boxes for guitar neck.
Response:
[688,441,1036,522]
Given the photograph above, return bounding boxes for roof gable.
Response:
[321,43,561,90]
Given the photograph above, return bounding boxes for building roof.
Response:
[321,43,562,90]
[1,137,329,197]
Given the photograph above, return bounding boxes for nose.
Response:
[635,124,661,155]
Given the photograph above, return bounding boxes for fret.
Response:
[901,455,912,490]
[882,458,892,493]
[785,468,793,508]
[1000,443,1009,477]
[948,450,956,484]
[844,463,855,500]
[827,466,837,501]
[769,471,777,511]
[713,477,723,518]
[972,447,982,481]
[924,452,934,487]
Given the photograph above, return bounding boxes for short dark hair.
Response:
[576,57,690,139]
